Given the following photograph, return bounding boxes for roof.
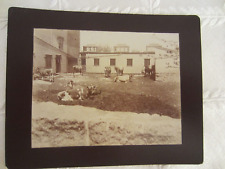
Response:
[80,51,155,55]
[83,44,98,47]
[114,44,129,47]
[34,36,77,59]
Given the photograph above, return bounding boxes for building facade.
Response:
[33,29,80,73]
[81,44,179,74]
[86,53,155,74]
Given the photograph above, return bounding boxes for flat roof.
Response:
[80,51,155,54]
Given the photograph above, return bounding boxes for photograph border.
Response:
[6,7,203,168]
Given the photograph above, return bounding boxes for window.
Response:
[127,59,133,66]
[83,46,87,51]
[144,59,150,67]
[81,58,86,65]
[45,55,52,68]
[57,37,64,50]
[110,59,116,66]
[94,58,99,66]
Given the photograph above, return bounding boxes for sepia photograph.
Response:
[32,29,181,148]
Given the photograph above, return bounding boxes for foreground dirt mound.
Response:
[32,101,181,148]
[32,118,88,147]
[88,121,179,146]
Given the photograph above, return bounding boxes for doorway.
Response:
[56,55,61,73]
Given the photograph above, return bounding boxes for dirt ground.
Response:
[32,68,182,147]
[32,101,181,147]
[32,68,181,118]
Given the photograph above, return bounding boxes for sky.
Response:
[80,30,179,52]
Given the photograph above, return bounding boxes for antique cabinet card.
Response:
[6,7,203,168]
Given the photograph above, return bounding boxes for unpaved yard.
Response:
[33,69,181,118]
[32,70,182,147]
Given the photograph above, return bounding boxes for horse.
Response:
[72,65,83,77]
[142,65,153,77]
[104,67,111,78]
[114,66,124,76]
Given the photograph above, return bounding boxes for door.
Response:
[56,55,61,73]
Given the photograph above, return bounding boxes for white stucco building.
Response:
[81,44,179,74]
[84,53,155,74]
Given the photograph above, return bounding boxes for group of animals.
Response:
[34,64,155,102]
[104,66,124,78]
[57,80,101,102]
[142,65,155,78]
[73,65,154,83]
[35,64,155,101]
[33,67,54,82]
[104,66,133,83]
[33,64,155,85]
[104,65,155,82]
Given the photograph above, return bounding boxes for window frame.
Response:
[127,58,133,67]
[144,58,150,67]
[94,58,100,66]
[110,58,116,66]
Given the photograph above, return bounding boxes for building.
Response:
[146,44,178,58]
[33,29,80,73]
[33,30,179,75]
[114,44,129,53]
[80,43,180,74]
[81,45,155,74]
[146,43,180,70]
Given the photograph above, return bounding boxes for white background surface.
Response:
[0,0,225,168]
